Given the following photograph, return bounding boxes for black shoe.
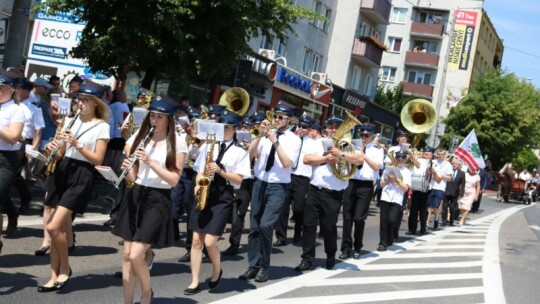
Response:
[405,231,415,235]
[294,260,313,272]
[0,240,2,255]
[377,245,387,252]
[68,233,76,253]
[292,234,302,245]
[35,246,50,256]
[19,198,31,214]
[222,245,239,256]
[419,231,427,236]
[339,249,352,260]
[114,271,122,278]
[239,267,258,281]
[183,285,200,295]
[325,257,336,270]
[103,218,116,227]
[273,239,286,247]
[54,268,72,290]
[37,284,58,293]
[5,215,18,237]
[178,252,191,262]
[352,250,362,259]
[254,267,268,282]
[208,269,223,290]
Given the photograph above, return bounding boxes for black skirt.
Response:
[112,184,174,246]
[188,176,234,236]
[44,158,94,214]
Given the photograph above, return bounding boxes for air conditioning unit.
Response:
[258,48,276,60]
[311,72,328,83]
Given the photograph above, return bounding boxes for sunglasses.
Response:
[395,156,406,159]
[360,133,371,138]
[273,114,288,120]
[299,125,310,129]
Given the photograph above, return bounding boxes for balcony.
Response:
[405,51,440,69]
[360,0,391,24]
[410,22,444,39]
[351,37,384,68]
[402,81,434,99]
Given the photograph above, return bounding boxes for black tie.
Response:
[265,132,283,172]
[216,142,227,165]
[293,136,304,170]
[357,146,366,170]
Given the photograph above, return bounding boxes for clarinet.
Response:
[114,126,155,188]
[44,109,82,168]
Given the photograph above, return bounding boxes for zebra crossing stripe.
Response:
[359,261,483,270]
[306,273,483,286]
[384,252,484,258]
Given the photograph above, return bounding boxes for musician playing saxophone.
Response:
[38,85,110,293]
[184,111,251,295]
[112,96,187,304]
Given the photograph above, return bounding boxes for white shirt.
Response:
[64,117,111,162]
[308,138,349,191]
[292,135,313,178]
[108,102,130,138]
[429,159,452,191]
[127,132,188,189]
[352,141,384,183]
[381,165,412,205]
[0,100,24,151]
[19,102,33,140]
[519,172,532,182]
[193,140,252,189]
[254,129,301,183]
[22,97,45,139]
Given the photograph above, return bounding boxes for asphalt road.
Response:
[1,186,539,304]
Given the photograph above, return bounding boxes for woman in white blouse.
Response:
[112,96,187,304]
[39,84,110,292]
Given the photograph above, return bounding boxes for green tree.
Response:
[441,70,540,169]
[374,83,408,113]
[513,148,539,171]
[37,0,321,88]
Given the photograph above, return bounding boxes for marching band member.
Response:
[38,84,110,292]
[0,71,24,255]
[170,106,190,239]
[240,102,301,283]
[339,123,384,260]
[406,146,434,235]
[184,111,251,295]
[294,115,361,271]
[274,114,315,247]
[426,148,452,230]
[112,96,187,304]
[378,150,411,251]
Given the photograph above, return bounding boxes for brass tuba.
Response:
[400,99,437,169]
[331,111,361,180]
[219,87,250,115]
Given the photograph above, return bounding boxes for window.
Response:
[412,40,438,54]
[364,74,372,96]
[407,71,432,85]
[351,66,362,92]
[276,37,288,57]
[391,7,408,23]
[312,53,321,74]
[388,37,402,52]
[311,1,322,27]
[381,67,397,82]
[302,49,313,73]
[322,7,332,32]
[259,35,274,50]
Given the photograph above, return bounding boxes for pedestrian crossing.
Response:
[210,204,531,304]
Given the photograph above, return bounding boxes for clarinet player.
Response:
[112,96,187,304]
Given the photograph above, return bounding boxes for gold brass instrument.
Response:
[126,90,154,137]
[249,128,260,139]
[331,111,361,181]
[195,133,217,212]
[400,99,437,168]
[218,87,250,114]
[45,116,66,176]
[45,109,82,175]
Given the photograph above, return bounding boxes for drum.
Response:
[411,172,428,192]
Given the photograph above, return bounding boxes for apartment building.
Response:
[379,0,503,146]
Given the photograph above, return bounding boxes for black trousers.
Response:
[301,185,343,262]
[183,174,198,250]
[379,201,402,247]
[0,151,19,217]
[228,178,254,247]
[408,190,429,233]
[471,191,483,212]
[341,179,374,252]
[442,195,459,225]
[275,174,310,242]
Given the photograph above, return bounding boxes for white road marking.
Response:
[428,239,486,243]
[359,261,483,270]
[412,244,485,249]
[384,252,483,258]
[529,225,540,231]
[306,273,483,286]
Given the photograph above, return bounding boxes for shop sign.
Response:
[275,65,332,106]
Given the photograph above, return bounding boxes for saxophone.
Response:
[126,90,154,137]
[195,133,217,212]
[45,109,82,175]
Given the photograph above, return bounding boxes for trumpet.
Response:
[114,126,155,188]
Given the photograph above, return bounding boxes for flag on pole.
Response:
[453,129,486,171]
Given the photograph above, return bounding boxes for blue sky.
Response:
[484,0,540,88]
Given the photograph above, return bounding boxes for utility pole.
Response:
[3,0,31,69]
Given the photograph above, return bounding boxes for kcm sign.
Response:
[274,65,332,106]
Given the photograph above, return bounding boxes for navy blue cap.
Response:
[312,123,322,131]
[242,117,253,126]
[77,84,104,98]
[208,104,226,117]
[187,107,200,120]
[423,146,435,153]
[0,70,17,87]
[148,95,178,116]
[137,87,152,98]
[325,115,344,126]
[219,110,242,126]
[299,115,315,126]
[17,78,34,91]
[69,75,84,84]
[395,150,408,158]
[359,123,375,134]
[251,111,266,123]
[274,101,295,116]
[396,129,408,136]
[34,77,53,89]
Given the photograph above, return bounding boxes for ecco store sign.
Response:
[274,65,332,106]
[42,27,73,40]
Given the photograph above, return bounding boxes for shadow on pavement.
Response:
[0,253,50,268]
[0,272,38,295]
